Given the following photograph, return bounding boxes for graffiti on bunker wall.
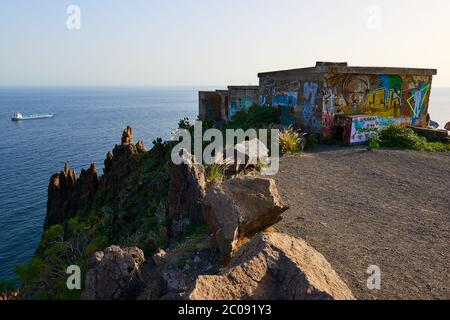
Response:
[407,82,431,126]
[323,73,432,127]
[302,82,321,133]
[272,91,298,126]
[350,115,400,143]
[259,72,432,138]
[229,100,239,119]
[240,96,253,110]
[228,96,256,120]
[365,75,403,117]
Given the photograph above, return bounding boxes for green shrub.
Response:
[85,236,109,257]
[41,225,64,246]
[304,133,319,151]
[178,117,192,130]
[367,135,381,151]
[380,125,449,152]
[0,279,16,294]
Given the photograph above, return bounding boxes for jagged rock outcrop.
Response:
[100,126,146,204]
[166,152,206,236]
[188,232,355,300]
[45,163,99,229]
[202,176,289,261]
[44,126,145,229]
[82,246,146,300]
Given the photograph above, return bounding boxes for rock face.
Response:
[188,232,355,300]
[140,234,219,300]
[101,126,146,204]
[202,176,288,260]
[82,246,146,300]
[45,163,99,229]
[166,152,206,236]
[45,126,145,229]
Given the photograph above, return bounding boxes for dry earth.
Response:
[274,146,449,300]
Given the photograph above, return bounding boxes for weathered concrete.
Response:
[258,61,438,142]
[199,86,260,122]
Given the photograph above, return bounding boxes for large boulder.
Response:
[166,152,206,237]
[202,177,288,260]
[82,246,146,300]
[188,232,355,300]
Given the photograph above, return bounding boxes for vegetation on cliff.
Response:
[16,132,176,299]
[12,106,285,299]
[379,125,450,152]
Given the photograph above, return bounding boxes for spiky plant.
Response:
[205,162,230,183]
[279,127,302,155]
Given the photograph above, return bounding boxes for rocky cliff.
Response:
[45,126,146,230]
[18,125,354,300]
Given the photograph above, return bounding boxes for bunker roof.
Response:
[257,62,437,77]
[227,85,260,90]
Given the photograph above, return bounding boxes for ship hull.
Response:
[11,114,54,121]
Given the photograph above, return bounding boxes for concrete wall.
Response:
[259,70,434,141]
[228,86,260,120]
[199,87,259,122]
[259,71,324,132]
[198,91,223,121]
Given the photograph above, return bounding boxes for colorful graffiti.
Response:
[340,75,371,114]
[324,73,432,127]
[407,82,431,126]
[322,87,338,138]
[302,82,321,133]
[272,91,298,126]
[228,96,256,119]
[240,96,253,111]
[365,75,402,117]
[229,101,239,119]
[350,115,400,143]
[272,92,298,107]
[259,72,433,139]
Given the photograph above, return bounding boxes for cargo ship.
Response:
[11,112,54,121]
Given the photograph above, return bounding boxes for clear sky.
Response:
[1,0,450,87]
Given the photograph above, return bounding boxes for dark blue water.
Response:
[0,86,215,282]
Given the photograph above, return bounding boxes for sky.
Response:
[1,0,450,87]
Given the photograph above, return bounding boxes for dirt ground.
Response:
[273,146,449,300]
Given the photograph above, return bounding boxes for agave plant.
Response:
[205,162,230,183]
[279,127,303,155]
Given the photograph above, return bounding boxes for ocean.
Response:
[0,86,212,282]
[0,86,449,283]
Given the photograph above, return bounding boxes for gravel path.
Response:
[273,146,449,300]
